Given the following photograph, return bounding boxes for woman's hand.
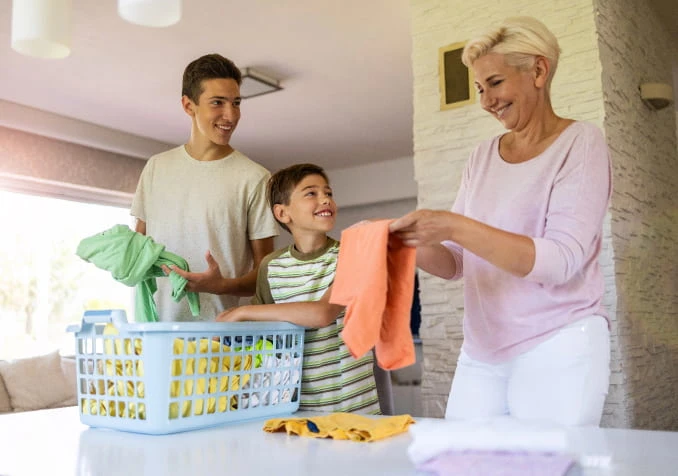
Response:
[389,209,459,247]
[391,208,535,277]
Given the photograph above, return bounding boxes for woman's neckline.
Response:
[497,119,577,165]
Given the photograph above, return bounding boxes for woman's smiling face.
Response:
[471,53,543,131]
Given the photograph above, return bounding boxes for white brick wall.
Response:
[410,0,678,429]
[595,0,678,429]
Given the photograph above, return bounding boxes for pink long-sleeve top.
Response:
[442,121,612,363]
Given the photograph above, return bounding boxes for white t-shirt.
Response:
[131,146,278,321]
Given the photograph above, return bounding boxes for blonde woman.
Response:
[390,17,611,426]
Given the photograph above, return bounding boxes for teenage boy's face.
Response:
[282,174,337,233]
[183,78,241,147]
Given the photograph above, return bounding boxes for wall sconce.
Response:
[639,82,674,111]
[118,0,182,28]
[241,68,283,99]
[11,0,72,59]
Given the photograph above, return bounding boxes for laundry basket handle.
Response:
[82,309,129,328]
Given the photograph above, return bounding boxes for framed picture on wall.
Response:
[439,41,475,110]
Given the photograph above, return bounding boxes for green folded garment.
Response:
[76,224,200,322]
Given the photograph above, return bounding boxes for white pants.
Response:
[445,316,610,426]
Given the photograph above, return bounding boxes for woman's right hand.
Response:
[389,209,459,247]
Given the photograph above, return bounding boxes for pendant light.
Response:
[11,0,72,59]
[118,0,182,28]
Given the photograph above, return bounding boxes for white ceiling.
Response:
[0,1,675,173]
[0,0,414,172]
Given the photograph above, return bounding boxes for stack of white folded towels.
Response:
[408,417,608,475]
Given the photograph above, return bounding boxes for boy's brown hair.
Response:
[182,54,242,103]
[267,163,329,233]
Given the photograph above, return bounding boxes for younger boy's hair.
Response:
[268,163,329,233]
[182,54,242,103]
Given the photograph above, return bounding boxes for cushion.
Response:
[53,356,77,409]
[0,351,77,412]
[0,361,12,413]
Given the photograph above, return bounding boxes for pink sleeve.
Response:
[440,159,470,281]
[526,127,611,285]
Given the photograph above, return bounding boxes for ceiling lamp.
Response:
[241,68,283,99]
[11,0,72,59]
[118,0,182,28]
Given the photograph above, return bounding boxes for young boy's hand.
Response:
[216,307,241,322]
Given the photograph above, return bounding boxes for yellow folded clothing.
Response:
[263,412,415,442]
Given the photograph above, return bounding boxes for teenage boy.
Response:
[131,54,278,321]
[216,163,381,414]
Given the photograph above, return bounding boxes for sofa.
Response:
[0,351,77,414]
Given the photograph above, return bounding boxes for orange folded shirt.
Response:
[330,219,416,370]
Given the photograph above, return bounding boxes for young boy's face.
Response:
[278,174,337,234]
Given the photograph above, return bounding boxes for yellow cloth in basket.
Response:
[263,413,415,442]
[84,324,146,418]
[168,337,253,418]
[85,324,257,420]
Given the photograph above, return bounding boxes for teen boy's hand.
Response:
[163,251,226,294]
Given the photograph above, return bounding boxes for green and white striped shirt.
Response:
[253,237,380,414]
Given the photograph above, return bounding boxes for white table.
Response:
[1,407,678,475]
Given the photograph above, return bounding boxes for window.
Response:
[0,190,135,360]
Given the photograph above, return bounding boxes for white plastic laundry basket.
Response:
[67,310,304,435]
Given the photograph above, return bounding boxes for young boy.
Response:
[216,163,381,414]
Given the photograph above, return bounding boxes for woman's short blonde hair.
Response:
[462,16,561,87]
